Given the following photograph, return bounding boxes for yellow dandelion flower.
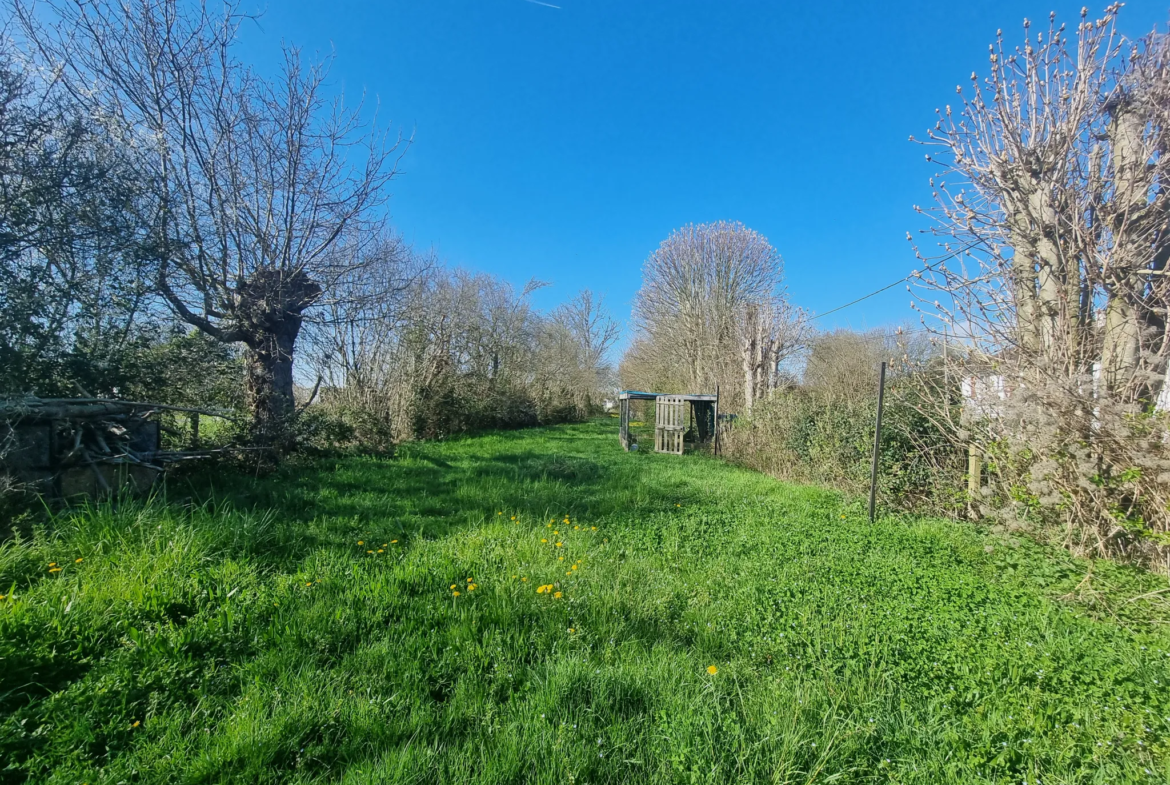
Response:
[357,541,364,546]
[591,526,597,531]
[452,590,461,597]
[498,512,503,515]
[131,720,140,728]
[48,562,56,567]
[521,577,528,582]
[569,627,574,633]
[511,516,517,520]
[468,584,477,591]
[49,568,61,573]
[305,582,312,587]
[367,550,374,554]
[391,540,398,543]
[450,584,457,589]
[512,574,518,579]
[567,571,572,575]
[574,526,579,530]
[377,549,384,553]
[553,591,562,599]
[558,556,565,561]
[0,595,6,600]
[467,577,473,582]
[554,530,559,535]
[383,543,388,547]
[75,558,83,563]
[555,542,563,547]
[536,585,546,594]
[707,665,718,675]
[676,504,681,507]
[547,523,552,528]
[542,538,548,543]
[572,564,578,570]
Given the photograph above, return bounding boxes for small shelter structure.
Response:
[617,390,719,455]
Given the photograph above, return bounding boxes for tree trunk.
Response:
[236,268,320,447]
[245,321,301,443]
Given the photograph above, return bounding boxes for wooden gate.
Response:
[654,395,686,455]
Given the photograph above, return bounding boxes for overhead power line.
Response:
[810,240,980,321]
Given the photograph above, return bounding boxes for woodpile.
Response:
[0,397,237,497]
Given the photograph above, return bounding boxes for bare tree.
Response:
[546,290,619,413]
[626,221,802,410]
[738,299,807,415]
[910,7,1170,568]
[15,0,403,440]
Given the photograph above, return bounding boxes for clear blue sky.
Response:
[238,0,1166,340]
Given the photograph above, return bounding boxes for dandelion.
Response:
[676,504,681,507]
[707,665,718,675]
[556,542,563,547]
[569,628,575,633]
[567,572,572,576]
[468,584,477,591]
[391,540,398,544]
[0,595,5,600]
[521,577,528,582]
[512,575,518,579]
[48,563,57,567]
[131,720,140,728]
[450,584,458,589]
[511,516,517,520]
[49,568,62,573]
[377,549,384,553]
[357,541,364,546]
[453,591,461,597]
[574,526,579,530]
[572,564,578,570]
[498,512,503,515]
[542,538,548,543]
[75,558,83,563]
[554,591,563,598]
[537,585,547,594]
[367,550,374,554]
[547,523,552,528]
[554,531,559,535]
[591,526,597,531]
[558,556,565,561]
[305,582,312,587]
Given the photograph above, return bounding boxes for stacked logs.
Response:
[0,397,236,497]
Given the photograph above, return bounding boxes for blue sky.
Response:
[237,0,1166,341]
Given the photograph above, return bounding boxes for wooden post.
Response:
[868,362,887,523]
[713,384,720,457]
[967,443,982,519]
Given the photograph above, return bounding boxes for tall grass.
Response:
[2,420,1168,783]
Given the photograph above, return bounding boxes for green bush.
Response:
[724,387,966,516]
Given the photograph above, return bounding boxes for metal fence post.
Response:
[868,361,887,523]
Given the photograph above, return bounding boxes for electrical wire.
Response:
[810,240,980,321]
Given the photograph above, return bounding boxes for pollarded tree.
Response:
[910,7,1170,564]
[15,0,402,441]
[912,6,1170,403]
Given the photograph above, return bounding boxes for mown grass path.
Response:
[2,420,1170,784]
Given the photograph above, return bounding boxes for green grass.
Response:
[2,419,1170,784]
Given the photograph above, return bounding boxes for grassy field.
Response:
[2,419,1170,784]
